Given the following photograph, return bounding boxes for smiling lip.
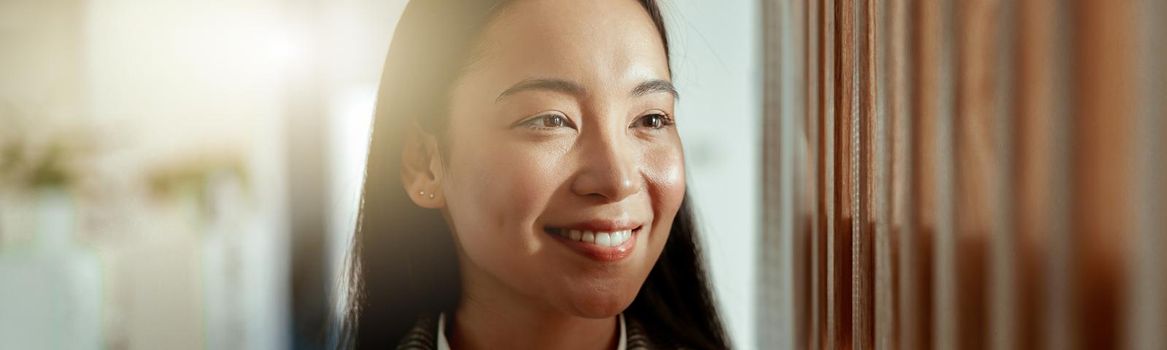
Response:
[544,220,643,262]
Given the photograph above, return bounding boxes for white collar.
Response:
[436,313,627,350]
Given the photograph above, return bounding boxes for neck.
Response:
[448,275,619,350]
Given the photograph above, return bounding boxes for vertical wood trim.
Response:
[989,0,1018,349]
[823,0,840,346]
[912,0,940,346]
[855,0,878,348]
[802,0,821,347]
[888,0,915,348]
[1012,0,1064,348]
[953,0,997,347]
[850,0,867,347]
[1042,0,1074,348]
[761,1,1160,349]
[806,0,825,348]
[790,0,808,347]
[873,0,897,347]
[835,0,858,347]
[1127,0,1167,348]
[934,0,958,347]
[1071,0,1138,348]
[806,0,827,347]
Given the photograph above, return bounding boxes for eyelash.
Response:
[515,112,675,131]
[631,112,675,130]
[518,113,576,130]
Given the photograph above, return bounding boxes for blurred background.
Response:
[4,0,1166,349]
[0,0,763,349]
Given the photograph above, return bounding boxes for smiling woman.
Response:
[340,0,729,349]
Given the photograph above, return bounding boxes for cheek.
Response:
[641,141,685,268]
[448,144,554,222]
[644,142,686,218]
[440,131,564,269]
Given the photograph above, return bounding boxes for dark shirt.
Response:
[395,313,664,350]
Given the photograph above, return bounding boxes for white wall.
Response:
[82,0,295,348]
[664,1,762,349]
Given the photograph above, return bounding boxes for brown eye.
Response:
[633,113,674,130]
[542,115,568,128]
[518,113,576,130]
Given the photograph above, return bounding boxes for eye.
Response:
[631,112,675,130]
[517,113,576,130]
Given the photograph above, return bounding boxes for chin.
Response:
[561,285,639,318]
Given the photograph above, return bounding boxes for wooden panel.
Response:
[987,0,1019,349]
[1013,0,1070,348]
[822,0,840,347]
[854,0,876,348]
[872,0,896,347]
[1070,0,1138,348]
[953,0,999,347]
[758,0,1163,349]
[1128,2,1167,349]
[911,0,942,347]
[805,0,825,348]
[887,0,914,349]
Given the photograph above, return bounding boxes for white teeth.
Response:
[557,229,635,247]
[596,232,611,246]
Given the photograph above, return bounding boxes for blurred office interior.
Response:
[2,0,1165,349]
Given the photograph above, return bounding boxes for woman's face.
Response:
[437,0,684,317]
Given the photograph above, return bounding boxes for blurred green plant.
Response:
[0,109,93,191]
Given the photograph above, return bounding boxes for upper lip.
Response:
[547,219,643,233]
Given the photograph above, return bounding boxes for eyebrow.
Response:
[495,78,679,103]
[631,79,679,99]
[496,79,586,102]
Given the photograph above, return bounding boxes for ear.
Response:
[400,122,447,209]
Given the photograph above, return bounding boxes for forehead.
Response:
[463,0,671,93]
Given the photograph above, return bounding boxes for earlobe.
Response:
[400,123,446,209]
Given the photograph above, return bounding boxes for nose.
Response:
[570,129,641,202]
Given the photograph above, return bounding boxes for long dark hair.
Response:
[340,1,729,348]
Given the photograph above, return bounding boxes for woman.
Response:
[341,0,730,348]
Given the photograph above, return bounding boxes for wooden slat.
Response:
[835,0,858,348]
[854,0,877,348]
[935,0,958,347]
[1071,0,1139,349]
[1127,1,1166,349]
[798,0,816,347]
[989,0,1019,349]
[888,0,915,349]
[953,0,999,347]
[806,0,826,347]
[1012,0,1069,348]
[823,0,840,347]
[762,1,1162,349]
[911,0,943,347]
[789,0,809,347]
[1036,1,1075,349]
[872,0,896,346]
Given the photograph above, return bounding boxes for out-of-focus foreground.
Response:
[755,0,1166,349]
